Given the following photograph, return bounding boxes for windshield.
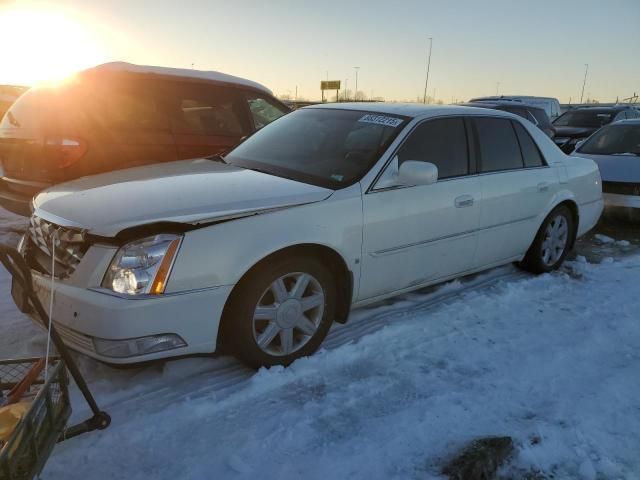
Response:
[553,110,614,128]
[578,124,640,156]
[224,108,409,189]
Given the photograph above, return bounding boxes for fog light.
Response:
[93,334,187,358]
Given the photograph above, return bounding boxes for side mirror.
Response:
[573,139,586,151]
[398,161,438,186]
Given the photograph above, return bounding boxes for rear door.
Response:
[472,117,559,268]
[161,82,252,159]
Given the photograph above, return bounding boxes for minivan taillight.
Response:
[43,137,88,168]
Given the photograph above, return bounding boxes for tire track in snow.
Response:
[77,266,526,416]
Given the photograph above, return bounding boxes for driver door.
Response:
[358,117,481,301]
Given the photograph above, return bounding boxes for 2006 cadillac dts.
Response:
[16,104,603,367]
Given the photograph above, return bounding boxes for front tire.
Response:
[519,205,574,274]
[222,256,336,368]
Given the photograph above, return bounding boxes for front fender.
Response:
[165,185,363,296]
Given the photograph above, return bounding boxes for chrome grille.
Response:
[25,215,88,278]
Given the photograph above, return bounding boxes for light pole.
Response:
[580,64,589,104]
[353,67,360,101]
[345,78,349,101]
[496,82,500,95]
[423,37,433,104]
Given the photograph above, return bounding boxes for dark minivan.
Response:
[0,62,289,215]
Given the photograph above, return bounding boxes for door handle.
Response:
[454,195,474,208]
[537,182,550,192]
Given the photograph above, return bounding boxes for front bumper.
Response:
[24,271,234,364]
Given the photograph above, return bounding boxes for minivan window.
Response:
[396,118,469,179]
[513,122,545,167]
[246,95,288,129]
[474,117,523,172]
[160,83,247,136]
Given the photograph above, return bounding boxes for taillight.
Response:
[43,137,87,168]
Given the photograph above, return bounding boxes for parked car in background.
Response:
[553,105,640,153]
[571,119,640,220]
[0,62,289,215]
[461,101,555,138]
[469,95,561,121]
[17,104,602,368]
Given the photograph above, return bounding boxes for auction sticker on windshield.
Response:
[358,114,404,128]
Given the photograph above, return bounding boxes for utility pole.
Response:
[496,82,500,96]
[423,37,433,104]
[580,63,589,104]
[345,78,349,101]
[353,67,360,101]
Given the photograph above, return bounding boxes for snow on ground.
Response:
[1,207,639,479]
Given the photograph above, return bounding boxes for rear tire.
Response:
[221,256,336,368]
[519,205,574,274]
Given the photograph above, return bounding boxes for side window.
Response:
[77,81,170,130]
[396,118,469,179]
[160,83,247,136]
[513,122,545,167]
[246,95,288,130]
[474,117,523,172]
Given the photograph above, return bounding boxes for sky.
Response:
[0,0,639,103]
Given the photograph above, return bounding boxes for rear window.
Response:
[0,81,171,131]
[513,122,545,167]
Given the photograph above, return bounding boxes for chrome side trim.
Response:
[371,214,537,257]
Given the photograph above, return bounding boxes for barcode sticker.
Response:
[358,114,404,128]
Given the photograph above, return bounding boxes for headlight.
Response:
[102,234,182,295]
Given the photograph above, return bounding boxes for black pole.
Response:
[0,245,110,432]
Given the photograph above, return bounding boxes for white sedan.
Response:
[18,104,603,367]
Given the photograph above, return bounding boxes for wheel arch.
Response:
[221,243,354,337]
[537,197,580,249]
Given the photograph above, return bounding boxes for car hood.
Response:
[553,126,596,138]
[571,152,640,183]
[33,159,334,237]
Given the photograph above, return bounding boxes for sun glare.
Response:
[0,6,108,86]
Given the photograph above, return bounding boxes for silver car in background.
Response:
[572,119,640,220]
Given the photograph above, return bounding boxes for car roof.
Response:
[305,102,517,119]
[470,95,557,102]
[461,101,545,112]
[83,62,273,95]
[573,105,630,112]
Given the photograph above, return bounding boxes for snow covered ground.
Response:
[1,208,639,479]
